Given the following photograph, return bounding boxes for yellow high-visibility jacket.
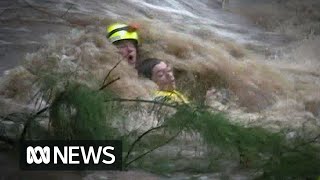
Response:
[153,90,189,104]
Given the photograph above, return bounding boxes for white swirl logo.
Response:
[26,146,51,164]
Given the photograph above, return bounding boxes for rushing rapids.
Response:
[0,0,319,179]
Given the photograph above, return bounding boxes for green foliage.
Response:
[14,70,319,179]
[26,118,50,140]
[164,106,283,154]
[260,143,320,179]
[49,83,120,140]
[12,82,320,179]
[150,105,320,178]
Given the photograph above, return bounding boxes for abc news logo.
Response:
[20,141,122,170]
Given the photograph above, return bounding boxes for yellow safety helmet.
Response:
[106,23,139,45]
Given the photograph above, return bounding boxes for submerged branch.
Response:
[60,4,74,18]
[99,60,122,91]
[21,0,79,26]
[19,106,49,142]
[124,129,182,168]
[124,125,167,167]
[99,77,120,91]
[22,0,67,21]
[0,106,49,146]
[292,134,320,151]
[102,60,122,86]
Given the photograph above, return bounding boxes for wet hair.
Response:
[137,58,162,79]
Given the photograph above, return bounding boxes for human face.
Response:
[114,40,137,66]
[151,61,176,91]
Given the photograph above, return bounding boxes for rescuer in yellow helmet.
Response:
[106,23,140,67]
[137,58,189,104]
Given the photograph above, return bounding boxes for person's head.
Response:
[138,58,176,91]
[107,23,139,66]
